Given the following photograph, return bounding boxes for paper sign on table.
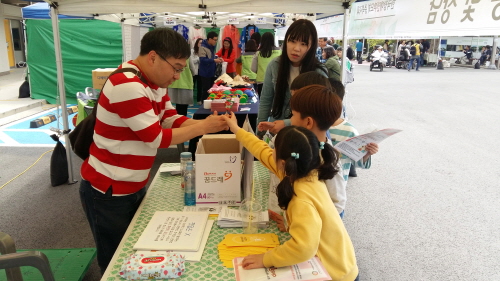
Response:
[334,128,402,162]
[133,211,209,251]
[135,220,214,262]
[233,256,331,281]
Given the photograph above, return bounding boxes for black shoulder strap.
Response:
[89,67,148,116]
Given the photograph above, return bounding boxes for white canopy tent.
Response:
[42,0,356,183]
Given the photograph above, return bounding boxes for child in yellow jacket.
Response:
[223,85,359,281]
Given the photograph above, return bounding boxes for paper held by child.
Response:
[334,128,402,162]
[233,256,331,281]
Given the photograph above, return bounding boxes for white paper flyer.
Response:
[334,128,402,162]
[233,256,331,281]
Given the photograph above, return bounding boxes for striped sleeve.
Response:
[160,91,189,129]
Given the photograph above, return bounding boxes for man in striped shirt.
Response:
[79,28,227,274]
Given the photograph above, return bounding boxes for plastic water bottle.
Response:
[184,161,196,206]
[180,152,192,188]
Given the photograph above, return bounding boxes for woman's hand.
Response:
[241,254,265,270]
[269,120,285,134]
[257,121,274,132]
[222,112,240,134]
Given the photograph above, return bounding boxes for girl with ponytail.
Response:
[223,108,359,280]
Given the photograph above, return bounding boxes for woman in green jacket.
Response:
[323,46,341,81]
[251,32,281,96]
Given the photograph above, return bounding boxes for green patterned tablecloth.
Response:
[102,162,290,281]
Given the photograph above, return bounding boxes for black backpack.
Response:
[410,45,417,56]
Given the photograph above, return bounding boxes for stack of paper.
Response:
[183,205,223,218]
[133,211,210,252]
[217,233,280,268]
[217,206,269,228]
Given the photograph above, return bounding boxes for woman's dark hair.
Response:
[290,85,342,131]
[221,37,234,58]
[328,79,345,101]
[140,28,190,59]
[290,71,331,91]
[193,38,203,55]
[250,32,261,46]
[272,19,324,119]
[274,126,338,209]
[323,46,336,59]
[259,32,277,58]
[245,39,258,52]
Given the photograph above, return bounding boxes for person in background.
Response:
[421,39,430,66]
[236,39,258,82]
[79,28,228,274]
[316,37,328,63]
[323,46,341,81]
[383,40,389,52]
[480,45,491,66]
[336,46,344,64]
[462,45,473,64]
[257,19,327,136]
[251,32,281,96]
[346,44,355,61]
[168,56,194,116]
[356,40,363,61]
[397,40,407,55]
[223,87,359,281]
[331,38,340,50]
[199,31,224,101]
[250,32,261,47]
[216,37,237,78]
[408,40,421,71]
[189,38,203,105]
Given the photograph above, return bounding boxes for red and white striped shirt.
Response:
[81,61,188,195]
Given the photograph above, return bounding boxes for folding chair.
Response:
[0,233,55,281]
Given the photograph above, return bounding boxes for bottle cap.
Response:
[186,161,194,170]
[180,152,192,159]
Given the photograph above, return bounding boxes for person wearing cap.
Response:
[216,37,237,78]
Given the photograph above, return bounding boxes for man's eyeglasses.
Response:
[156,52,185,74]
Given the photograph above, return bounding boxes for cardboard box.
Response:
[195,118,254,205]
[92,68,116,90]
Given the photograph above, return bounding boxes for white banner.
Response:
[349,0,500,38]
[314,15,344,38]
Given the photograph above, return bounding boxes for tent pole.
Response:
[488,35,497,70]
[49,4,77,184]
[340,1,350,85]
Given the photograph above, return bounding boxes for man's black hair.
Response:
[139,28,190,59]
[207,31,218,39]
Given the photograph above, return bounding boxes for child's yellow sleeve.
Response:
[235,129,284,179]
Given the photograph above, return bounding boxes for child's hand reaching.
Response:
[222,112,241,134]
[241,254,265,270]
[362,143,379,162]
[365,143,379,155]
